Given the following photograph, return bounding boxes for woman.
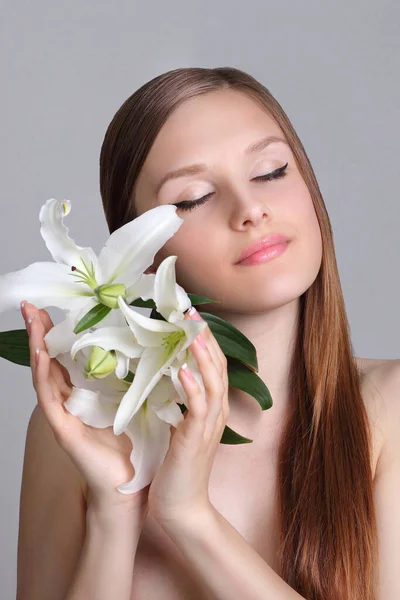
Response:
[17,67,399,600]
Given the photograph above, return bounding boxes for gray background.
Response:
[1,0,399,595]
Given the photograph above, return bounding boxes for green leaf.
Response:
[186,293,222,307]
[198,312,258,372]
[227,356,273,411]
[129,293,220,312]
[73,303,112,334]
[149,308,166,322]
[0,329,30,366]
[177,403,253,444]
[123,370,135,384]
[129,297,156,309]
[220,424,253,444]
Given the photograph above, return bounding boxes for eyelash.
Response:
[172,162,289,212]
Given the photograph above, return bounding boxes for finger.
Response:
[24,304,46,368]
[179,362,228,445]
[186,307,229,414]
[34,346,71,441]
[38,308,73,387]
[189,335,221,397]
[38,307,55,331]
[188,335,225,425]
[21,303,72,440]
[186,307,225,375]
[23,303,72,398]
[178,363,208,440]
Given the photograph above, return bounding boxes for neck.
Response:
[203,297,300,437]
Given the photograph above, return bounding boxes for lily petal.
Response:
[70,326,144,361]
[177,318,208,345]
[63,387,118,428]
[154,255,191,323]
[147,376,184,428]
[116,404,171,494]
[39,199,101,278]
[175,283,192,316]
[115,350,130,380]
[125,273,156,302]
[113,340,187,435]
[44,308,90,358]
[151,399,184,428]
[117,296,178,346]
[125,271,190,314]
[0,261,92,315]
[97,205,183,290]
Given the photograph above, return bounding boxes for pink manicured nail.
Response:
[188,306,203,320]
[181,362,195,380]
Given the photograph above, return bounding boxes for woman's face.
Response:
[134,89,322,315]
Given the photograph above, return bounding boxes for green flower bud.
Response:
[94,283,127,308]
[84,345,118,380]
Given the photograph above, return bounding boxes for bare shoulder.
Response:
[355,357,400,597]
[354,356,400,479]
[18,404,88,599]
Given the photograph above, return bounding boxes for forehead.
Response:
[134,89,285,210]
[147,90,282,165]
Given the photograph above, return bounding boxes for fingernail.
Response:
[188,306,203,320]
[26,316,33,333]
[181,362,195,380]
[20,301,26,311]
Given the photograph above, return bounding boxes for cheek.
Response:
[284,185,323,292]
[297,192,323,262]
[284,179,322,254]
[156,223,222,296]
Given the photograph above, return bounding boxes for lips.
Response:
[236,234,290,264]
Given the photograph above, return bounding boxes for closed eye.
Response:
[172,162,289,212]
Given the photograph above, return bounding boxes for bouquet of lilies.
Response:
[0,198,272,494]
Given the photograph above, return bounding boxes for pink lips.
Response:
[236,234,290,264]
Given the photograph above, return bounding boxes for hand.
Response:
[21,301,150,515]
[147,307,230,526]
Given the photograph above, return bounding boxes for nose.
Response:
[227,187,271,230]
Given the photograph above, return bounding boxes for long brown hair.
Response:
[99,67,379,599]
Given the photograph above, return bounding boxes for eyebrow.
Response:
[154,135,289,196]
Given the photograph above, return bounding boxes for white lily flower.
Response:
[112,255,208,435]
[0,198,184,352]
[57,351,184,494]
[65,254,207,436]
